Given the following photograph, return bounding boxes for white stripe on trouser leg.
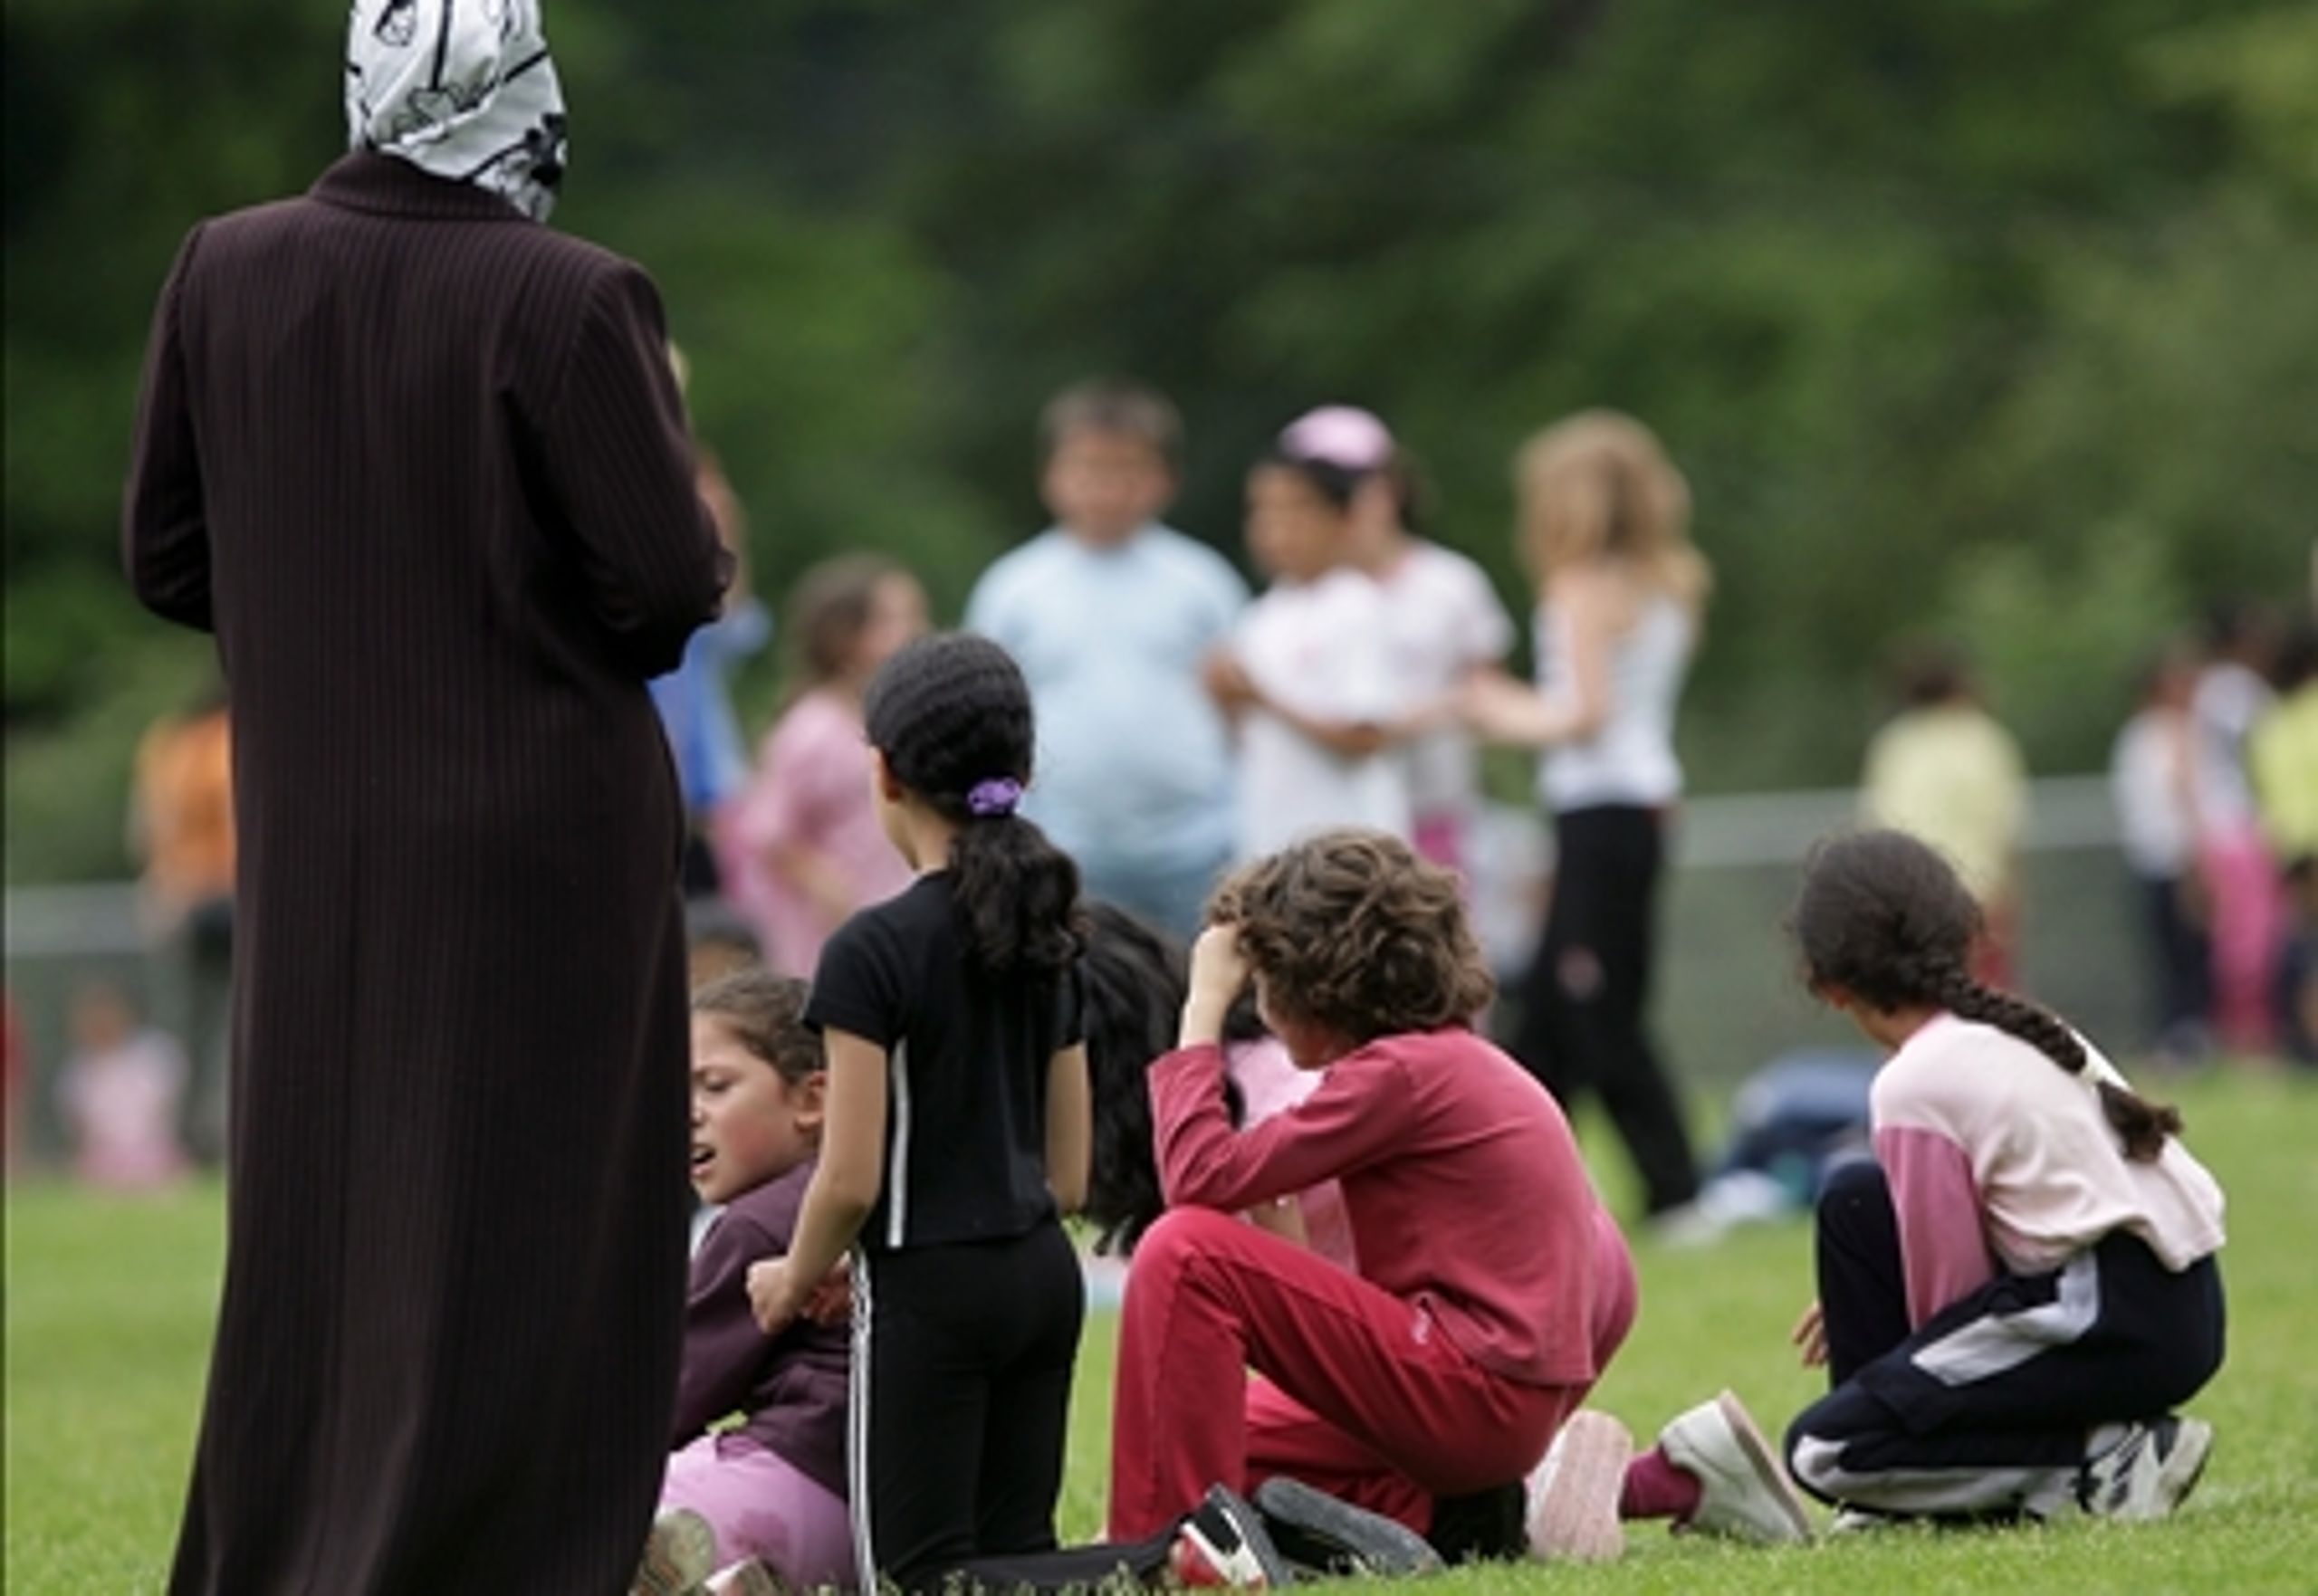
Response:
[849,1250,877,1590]
[1789,1435,2077,1518]
[886,1041,911,1248]
[1910,1249,2100,1387]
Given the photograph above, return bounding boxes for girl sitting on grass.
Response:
[635,970,854,1596]
[1781,829,2226,1525]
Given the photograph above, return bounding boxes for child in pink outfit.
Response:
[732,557,926,979]
[58,983,188,1191]
[647,969,857,1591]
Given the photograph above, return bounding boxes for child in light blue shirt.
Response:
[966,380,1245,935]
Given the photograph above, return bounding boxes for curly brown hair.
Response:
[1212,828,1493,1046]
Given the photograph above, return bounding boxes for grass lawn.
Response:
[8,1070,2317,1592]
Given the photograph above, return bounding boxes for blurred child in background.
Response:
[1782,830,2225,1526]
[1858,640,2028,987]
[731,556,925,979]
[57,980,188,1191]
[2188,599,2283,1056]
[2110,644,2210,1062]
[1207,425,1415,859]
[1281,406,1514,877]
[2254,625,2318,1065]
[967,380,1246,938]
[638,970,853,1596]
[652,351,771,902]
[1461,412,1710,1235]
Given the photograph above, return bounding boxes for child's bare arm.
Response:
[751,1028,886,1334]
[1045,1042,1091,1214]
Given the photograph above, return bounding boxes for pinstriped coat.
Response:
[125,150,728,1595]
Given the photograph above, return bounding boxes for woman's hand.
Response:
[1791,1299,1828,1368]
[1181,922,1251,1046]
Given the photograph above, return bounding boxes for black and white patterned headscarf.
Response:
[345,0,569,221]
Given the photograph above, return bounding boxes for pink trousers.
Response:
[1106,1207,1635,1540]
[2202,826,2284,1051]
[660,1432,857,1590]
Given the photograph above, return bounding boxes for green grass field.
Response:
[8,1070,2316,1592]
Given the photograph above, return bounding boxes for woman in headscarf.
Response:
[124,5,729,1590]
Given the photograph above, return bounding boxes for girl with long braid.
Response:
[1782,830,2227,1526]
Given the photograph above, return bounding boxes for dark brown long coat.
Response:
[124,151,729,1595]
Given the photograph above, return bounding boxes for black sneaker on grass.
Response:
[1252,1476,1446,1579]
[1425,1481,1527,1564]
[1173,1485,1293,1589]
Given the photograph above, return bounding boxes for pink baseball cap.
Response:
[1278,406,1395,474]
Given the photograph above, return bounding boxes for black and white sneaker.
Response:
[1252,1476,1446,1579]
[2078,1416,2215,1522]
[1173,1485,1294,1590]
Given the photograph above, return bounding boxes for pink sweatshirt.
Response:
[1150,1027,1627,1388]
[1872,1013,2227,1327]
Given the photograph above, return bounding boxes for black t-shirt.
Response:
[804,872,1083,1253]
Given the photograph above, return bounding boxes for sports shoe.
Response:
[1657,1391,1815,1544]
[1253,1475,1445,1578]
[1524,1410,1633,1563]
[632,1507,719,1596]
[1171,1485,1292,1589]
[2078,1416,2214,1522]
[1426,1481,1527,1564]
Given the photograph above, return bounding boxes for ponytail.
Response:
[1926,963,2182,1162]
[949,809,1087,975]
[861,632,1088,974]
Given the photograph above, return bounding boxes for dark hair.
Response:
[1887,638,1974,709]
[1213,828,1493,1046]
[1078,902,1250,1255]
[1257,449,1366,515]
[1039,377,1183,470]
[861,633,1087,973]
[1792,830,2181,1161]
[788,553,906,684]
[692,969,820,1086]
[2271,623,2318,693]
[1079,903,1189,1255]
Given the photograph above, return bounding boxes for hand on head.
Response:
[1181,922,1251,1047]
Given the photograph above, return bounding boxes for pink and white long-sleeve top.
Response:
[1871,1012,2226,1328]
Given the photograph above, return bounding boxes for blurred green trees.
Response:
[6,0,2313,880]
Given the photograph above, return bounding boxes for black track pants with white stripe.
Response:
[1784,1159,2225,1518]
[852,1223,1183,1594]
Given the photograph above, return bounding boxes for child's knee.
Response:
[1134,1206,1249,1279]
[1782,1408,1842,1504]
[1815,1156,1886,1225]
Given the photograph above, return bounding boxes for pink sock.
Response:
[1618,1446,1703,1522]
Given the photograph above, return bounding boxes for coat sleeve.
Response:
[536,261,731,678]
[123,225,213,632]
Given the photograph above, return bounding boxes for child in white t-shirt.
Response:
[1206,425,1416,858]
[1279,407,1514,874]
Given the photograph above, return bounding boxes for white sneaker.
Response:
[1525,1410,1633,1563]
[632,1507,719,1596]
[2079,1416,2214,1522]
[1657,1391,1815,1544]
